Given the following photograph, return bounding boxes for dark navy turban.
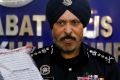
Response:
[46,0,91,28]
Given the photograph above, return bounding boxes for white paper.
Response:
[0,47,43,80]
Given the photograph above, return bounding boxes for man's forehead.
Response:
[58,10,80,21]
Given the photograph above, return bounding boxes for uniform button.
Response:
[68,68,72,71]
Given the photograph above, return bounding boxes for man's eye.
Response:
[72,20,81,26]
[56,20,65,26]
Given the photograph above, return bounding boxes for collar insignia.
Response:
[40,65,50,75]
[89,49,114,64]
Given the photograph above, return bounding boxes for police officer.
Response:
[31,0,120,80]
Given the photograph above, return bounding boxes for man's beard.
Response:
[56,44,77,54]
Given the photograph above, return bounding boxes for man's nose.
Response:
[64,24,72,34]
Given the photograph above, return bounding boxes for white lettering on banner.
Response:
[0,15,46,36]
[84,16,113,38]
[0,42,8,48]
[114,43,120,62]
[84,16,100,38]
[0,18,4,35]
[0,41,43,49]
[33,15,46,36]
[101,16,113,38]
[6,15,18,36]
[84,9,113,39]
[19,15,33,36]
[0,12,113,38]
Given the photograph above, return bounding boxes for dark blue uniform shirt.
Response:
[31,42,120,80]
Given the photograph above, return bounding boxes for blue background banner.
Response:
[0,0,120,67]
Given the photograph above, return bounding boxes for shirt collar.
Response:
[51,42,89,65]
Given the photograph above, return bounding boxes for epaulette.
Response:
[87,47,115,64]
[30,45,53,57]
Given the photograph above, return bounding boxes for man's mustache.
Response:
[60,35,76,41]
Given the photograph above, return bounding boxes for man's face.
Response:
[52,10,84,53]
